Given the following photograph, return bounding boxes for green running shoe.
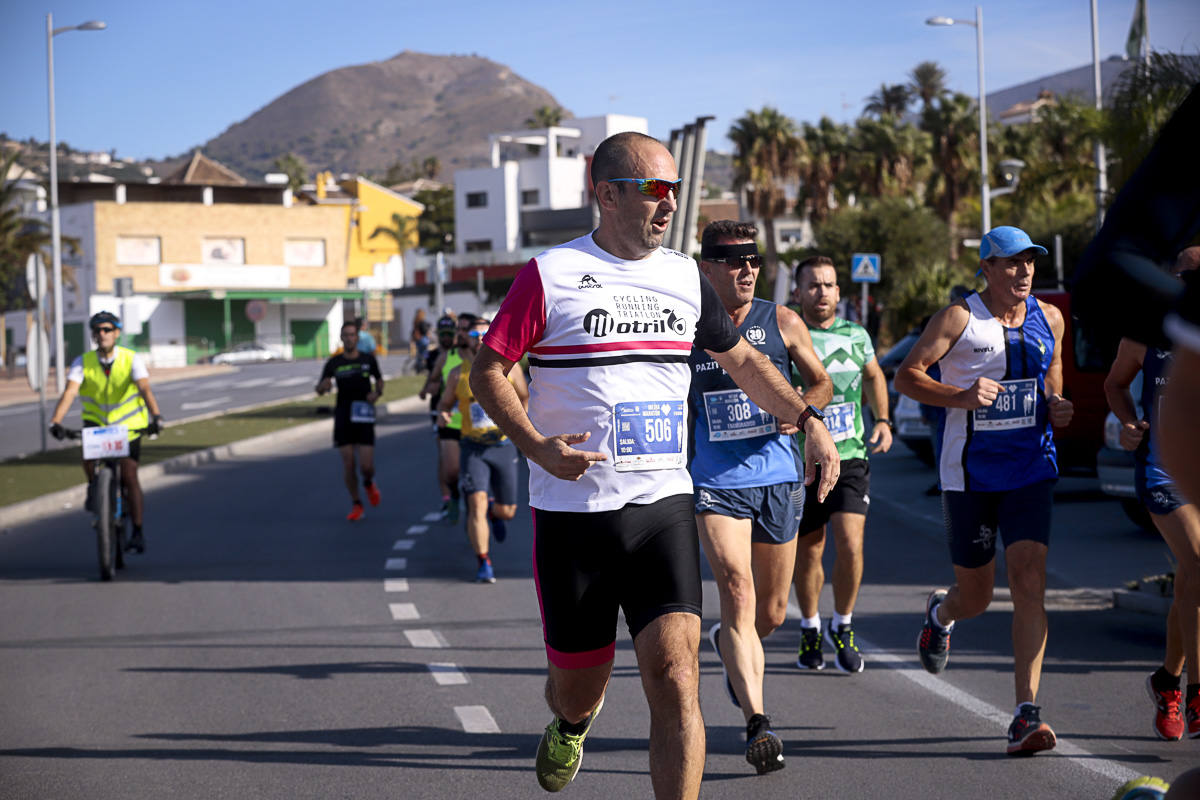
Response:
[535,696,604,792]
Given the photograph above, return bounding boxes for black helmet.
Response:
[436,315,456,332]
[89,311,122,331]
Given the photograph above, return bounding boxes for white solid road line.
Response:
[384,578,409,592]
[862,635,1141,785]
[274,376,312,387]
[455,705,500,733]
[385,558,408,570]
[429,663,469,686]
[388,602,419,621]
[392,539,416,551]
[235,377,274,389]
[404,629,447,648]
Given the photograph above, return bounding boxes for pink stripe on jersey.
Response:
[530,340,692,355]
[483,259,545,362]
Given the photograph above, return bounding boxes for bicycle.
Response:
[62,425,150,581]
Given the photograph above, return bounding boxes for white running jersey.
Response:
[485,233,739,512]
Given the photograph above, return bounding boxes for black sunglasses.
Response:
[92,326,118,334]
[706,255,764,269]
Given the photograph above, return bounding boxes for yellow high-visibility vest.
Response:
[80,346,149,441]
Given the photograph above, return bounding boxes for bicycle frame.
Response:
[64,425,148,581]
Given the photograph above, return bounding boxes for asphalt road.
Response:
[0,355,413,461]
[0,408,1192,799]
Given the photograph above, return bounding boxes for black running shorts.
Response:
[942,478,1055,568]
[799,457,870,534]
[532,493,702,669]
[333,416,375,447]
[437,426,462,441]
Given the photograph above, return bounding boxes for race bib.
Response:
[350,401,376,424]
[823,401,857,442]
[973,378,1037,431]
[469,401,496,431]
[703,388,776,442]
[612,400,686,472]
[82,425,130,459]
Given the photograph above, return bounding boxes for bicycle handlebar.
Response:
[60,426,151,440]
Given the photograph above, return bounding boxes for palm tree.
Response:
[524,105,565,129]
[729,107,804,301]
[863,83,913,118]
[846,117,930,201]
[369,212,418,255]
[0,151,79,312]
[909,61,948,111]
[271,152,308,193]
[797,117,850,224]
[920,92,980,260]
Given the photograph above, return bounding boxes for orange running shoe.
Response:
[347,503,365,521]
[366,482,381,507]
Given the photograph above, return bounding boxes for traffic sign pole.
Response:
[850,253,882,332]
[31,255,48,452]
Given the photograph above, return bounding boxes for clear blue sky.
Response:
[1,0,1196,163]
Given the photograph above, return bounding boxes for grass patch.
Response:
[0,375,424,508]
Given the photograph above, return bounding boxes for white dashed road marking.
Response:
[422,512,443,522]
[385,558,408,570]
[180,396,232,410]
[235,377,273,389]
[393,539,416,551]
[384,578,409,592]
[429,663,468,685]
[404,629,447,648]
[274,376,312,387]
[388,603,419,621]
[455,705,500,733]
[406,524,428,535]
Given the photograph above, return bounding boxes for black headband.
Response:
[700,242,759,260]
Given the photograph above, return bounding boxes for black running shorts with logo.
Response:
[942,478,1055,568]
[437,426,462,441]
[532,493,702,669]
[694,482,802,544]
[799,457,870,534]
[333,416,375,447]
[1135,460,1186,517]
[458,439,519,504]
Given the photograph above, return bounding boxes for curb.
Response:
[0,394,427,533]
[1112,588,1173,616]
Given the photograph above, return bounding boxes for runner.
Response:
[316,321,384,521]
[420,313,464,522]
[468,131,839,797]
[895,225,1074,755]
[790,255,892,674]
[1104,249,1200,740]
[48,310,164,553]
[689,220,833,774]
[438,316,527,583]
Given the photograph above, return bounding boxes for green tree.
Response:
[863,83,913,118]
[421,156,441,180]
[729,107,804,300]
[413,186,454,253]
[796,117,850,224]
[271,152,308,193]
[920,91,980,258]
[524,105,566,129]
[908,61,948,112]
[845,116,930,200]
[0,151,79,312]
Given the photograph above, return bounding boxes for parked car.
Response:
[210,342,283,365]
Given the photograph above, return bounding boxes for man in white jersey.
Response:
[895,226,1073,755]
[469,132,840,798]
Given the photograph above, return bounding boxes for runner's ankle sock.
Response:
[1013,702,1036,718]
[477,554,490,566]
[833,612,853,628]
[1152,667,1182,691]
[930,599,954,631]
[558,715,590,735]
[801,614,821,630]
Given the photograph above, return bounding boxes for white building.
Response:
[453,114,648,257]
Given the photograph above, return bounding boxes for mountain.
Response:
[197,51,569,180]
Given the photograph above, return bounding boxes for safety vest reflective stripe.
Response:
[80,347,149,440]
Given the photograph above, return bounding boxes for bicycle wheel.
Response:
[94,467,117,581]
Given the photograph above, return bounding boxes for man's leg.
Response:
[1154,504,1200,686]
[119,457,143,527]
[935,561,997,626]
[339,446,360,504]
[696,512,763,717]
[1005,539,1048,705]
[632,612,705,800]
[829,512,866,617]
[464,491,490,556]
[752,536,797,639]
[438,437,460,516]
[545,661,612,726]
[358,444,376,482]
[793,526,826,620]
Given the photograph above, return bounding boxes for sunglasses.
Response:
[92,326,118,334]
[608,178,682,200]
[468,330,486,339]
[707,255,764,269]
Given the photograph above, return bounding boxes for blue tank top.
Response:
[1137,345,1172,487]
[935,294,1058,492]
[688,299,799,488]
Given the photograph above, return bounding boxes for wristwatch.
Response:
[876,418,895,431]
[797,404,825,428]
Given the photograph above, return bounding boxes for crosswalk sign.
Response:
[851,253,881,283]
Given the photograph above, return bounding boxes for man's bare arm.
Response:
[894,303,987,408]
[777,304,833,408]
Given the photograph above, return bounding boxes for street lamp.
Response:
[47,14,107,394]
[927,6,991,235]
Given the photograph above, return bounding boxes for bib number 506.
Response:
[644,417,674,443]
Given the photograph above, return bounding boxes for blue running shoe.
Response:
[475,560,495,584]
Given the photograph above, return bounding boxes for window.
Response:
[116,236,161,265]
[284,238,325,267]
[466,191,487,208]
[464,240,492,253]
[202,237,245,265]
[521,189,539,206]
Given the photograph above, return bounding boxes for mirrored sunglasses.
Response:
[608,178,682,200]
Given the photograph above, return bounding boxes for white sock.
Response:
[801,614,821,630]
[833,612,853,629]
[930,600,954,631]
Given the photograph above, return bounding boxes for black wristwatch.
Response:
[797,404,825,428]
[876,418,895,431]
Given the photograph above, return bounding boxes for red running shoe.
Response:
[346,503,365,522]
[365,482,381,507]
[1187,692,1200,739]
[1146,674,1184,741]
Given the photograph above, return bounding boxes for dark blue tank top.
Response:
[687,299,799,488]
[1138,346,1172,486]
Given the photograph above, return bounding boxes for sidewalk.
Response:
[0,364,236,408]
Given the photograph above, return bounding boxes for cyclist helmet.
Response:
[89,311,122,331]
[436,315,456,333]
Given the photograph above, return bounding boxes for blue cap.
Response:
[979,226,1047,260]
